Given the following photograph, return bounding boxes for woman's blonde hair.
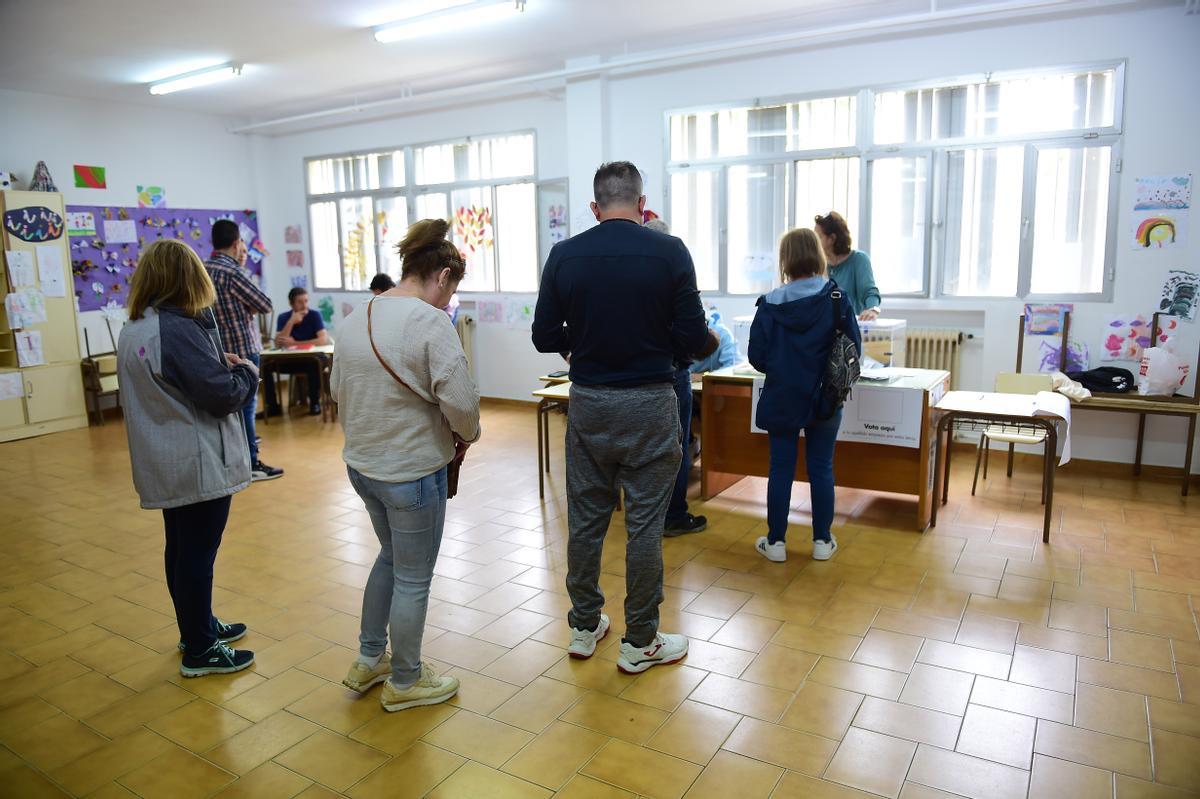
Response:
[126,239,216,320]
[779,228,827,283]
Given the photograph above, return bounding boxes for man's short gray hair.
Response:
[593,161,644,210]
[643,218,670,235]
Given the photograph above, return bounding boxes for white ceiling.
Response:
[0,0,1164,130]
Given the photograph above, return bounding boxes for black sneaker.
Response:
[664,514,707,537]
[251,460,284,481]
[308,403,321,416]
[177,619,248,653]
[180,641,255,678]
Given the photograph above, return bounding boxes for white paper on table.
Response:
[15,330,44,367]
[1034,390,1072,465]
[34,244,67,297]
[0,372,23,400]
[103,219,138,244]
[5,250,36,287]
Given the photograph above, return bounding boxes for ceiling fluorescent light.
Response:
[149,62,243,95]
[374,0,525,43]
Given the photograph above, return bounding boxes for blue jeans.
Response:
[241,353,260,462]
[766,408,842,545]
[666,368,693,524]
[348,465,447,686]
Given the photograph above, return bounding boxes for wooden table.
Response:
[1071,393,1199,495]
[931,391,1062,542]
[699,367,951,531]
[531,377,705,499]
[259,343,336,423]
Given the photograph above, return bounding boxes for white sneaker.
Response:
[616,632,688,674]
[343,653,391,693]
[755,536,786,563]
[568,613,610,659]
[813,535,838,561]
[380,664,459,712]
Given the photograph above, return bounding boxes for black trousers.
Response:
[163,495,231,655]
[263,360,321,410]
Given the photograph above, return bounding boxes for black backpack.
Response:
[1066,366,1135,394]
[816,288,861,419]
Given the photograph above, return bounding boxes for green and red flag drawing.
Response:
[73,165,107,189]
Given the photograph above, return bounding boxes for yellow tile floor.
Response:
[1,402,1199,798]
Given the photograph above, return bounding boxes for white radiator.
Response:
[908,329,964,387]
[456,313,475,369]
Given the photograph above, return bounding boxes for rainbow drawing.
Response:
[1135,216,1176,248]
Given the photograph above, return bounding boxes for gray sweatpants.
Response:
[565,382,681,648]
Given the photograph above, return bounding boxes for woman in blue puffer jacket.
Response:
[748,228,861,563]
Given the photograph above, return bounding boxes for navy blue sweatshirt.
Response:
[532,218,709,387]
[748,281,862,432]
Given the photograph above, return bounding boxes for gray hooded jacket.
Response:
[117,306,258,509]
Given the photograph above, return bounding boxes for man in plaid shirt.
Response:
[205,220,283,481]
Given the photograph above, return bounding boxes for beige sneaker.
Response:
[343,653,390,693]
[380,664,459,712]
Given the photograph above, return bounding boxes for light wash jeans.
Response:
[347,464,447,686]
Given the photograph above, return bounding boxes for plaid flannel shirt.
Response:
[204,253,272,359]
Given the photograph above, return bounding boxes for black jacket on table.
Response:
[531,218,709,387]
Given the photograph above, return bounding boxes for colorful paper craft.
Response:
[15,330,44,367]
[1158,270,1199,322]
[1134,174,1192,211]
[1038,339,1089,373]
[73,165,107,189]
[1024,303,1073,336]
[4,207,64,243]
[1102,314,1152,362]
[284,225,302,244]
[137,185,166,209]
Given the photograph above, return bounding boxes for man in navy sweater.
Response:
[532,161,710,675]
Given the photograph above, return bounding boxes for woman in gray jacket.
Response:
[118,239,260,677]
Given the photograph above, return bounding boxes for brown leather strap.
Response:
[366,297,421,398]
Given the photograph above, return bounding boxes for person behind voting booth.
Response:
[814,211,881,322]
[118,239,258,677]
[204,219,283,481]
[749,228,861,563]
[533,162,710,674]
[331,219,480,712]
[642,216,717,538]
[263,287,328,417]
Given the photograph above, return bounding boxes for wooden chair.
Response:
[81,327,120,426]
[972,372,1055,501]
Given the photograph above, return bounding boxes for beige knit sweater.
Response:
[330,296,481,484]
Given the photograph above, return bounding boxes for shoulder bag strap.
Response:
[366,297,423,399]
[830,288,844,336]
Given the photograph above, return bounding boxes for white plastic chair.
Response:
[971,372,1055,502]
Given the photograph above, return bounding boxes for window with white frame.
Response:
[306,132,538,292]
[666,64,1122,299]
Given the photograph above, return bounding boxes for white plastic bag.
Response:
[1137,345,1189,396]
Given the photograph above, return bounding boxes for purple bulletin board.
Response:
[67,206,263,313]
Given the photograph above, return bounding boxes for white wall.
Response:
[0,88,257,356]
[249,95,570,400]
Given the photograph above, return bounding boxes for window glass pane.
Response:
[376,196,408,280]
[451,187,495,292]
[869,157,927,294]
[669,171,720,292]
[789,96,857,150]
[307,154,383,194]
[414,134,534,184]
[937,147,1024,296]
[416,192,448,221]
[669,96,855,161]
[378,150,405,187]
[727,163,789,296]
[795,157,860,242]
[339,197,376,292]
[875,69,1116,144]
[1031,146,1110,295]
[309,201,340,289]
[495,183,538,293]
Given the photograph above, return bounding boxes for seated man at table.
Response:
[689,308,738,375]
[264,287,328,417]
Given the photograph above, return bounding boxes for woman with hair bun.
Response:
[331,219,481,712]
[813,211,881,321]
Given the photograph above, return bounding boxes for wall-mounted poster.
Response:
[1131,173,1191,250]
[1024,303,1073,336]
[1101,314,1152,361]
[1158,270,1199,322]
[68,205,262,312]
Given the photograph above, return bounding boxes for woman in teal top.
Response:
[813,212,881,321]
